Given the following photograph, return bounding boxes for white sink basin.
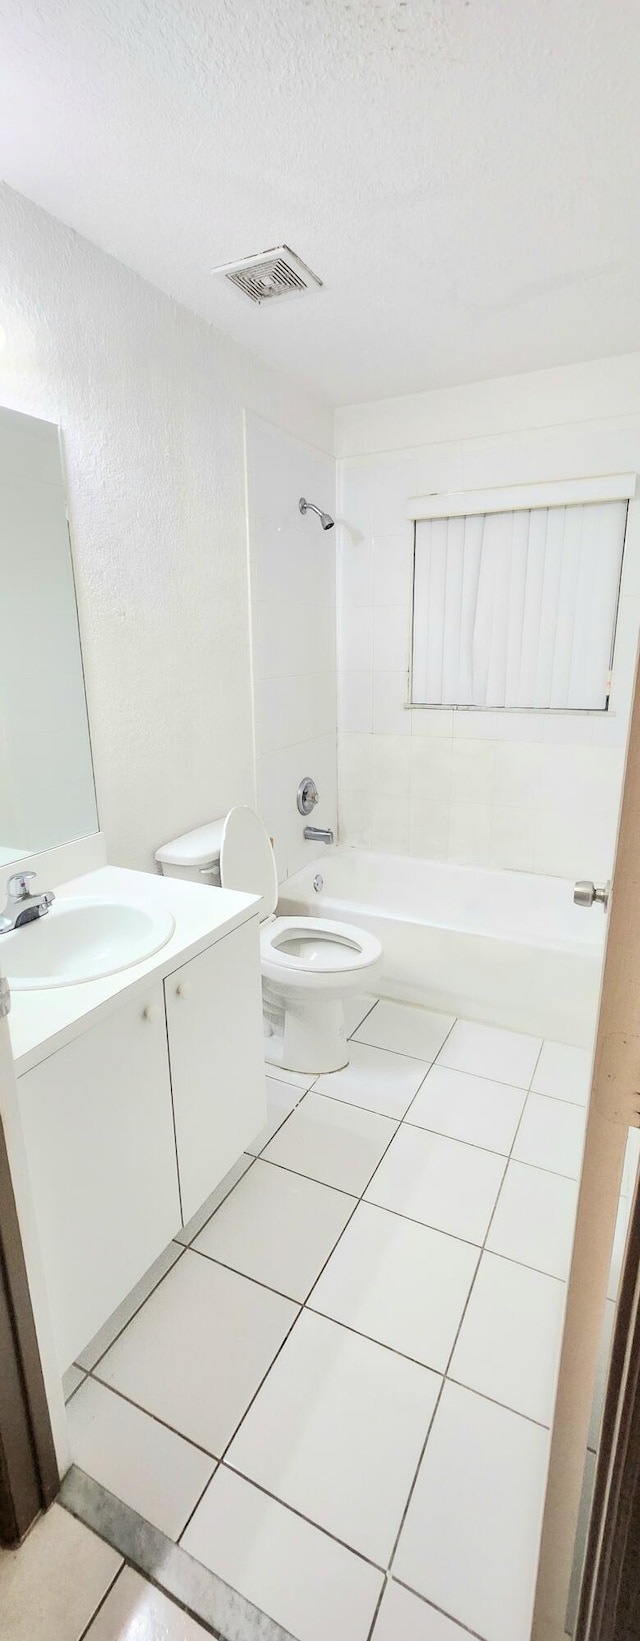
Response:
[2,897,175,989]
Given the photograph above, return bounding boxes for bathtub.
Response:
[278,848,605,1048]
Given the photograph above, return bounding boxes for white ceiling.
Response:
[1,0,640,406]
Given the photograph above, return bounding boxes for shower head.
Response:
[299,496,335,531]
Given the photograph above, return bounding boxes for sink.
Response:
[2,897,176,989]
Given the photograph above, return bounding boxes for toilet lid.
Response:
[220,806,278,922]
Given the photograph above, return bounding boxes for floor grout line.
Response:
[382,1029,551,1607]
[66,1006,581,1641]
[76,1563,126,1641]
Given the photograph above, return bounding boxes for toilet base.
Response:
[263,992,349,1076]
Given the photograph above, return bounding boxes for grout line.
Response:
[347,997,380,1038]
[69,1010,573,1641]
[175,1460,220,1544]
[214,1458,386,1575]
[78,1245,187,1373]
[383,1034,548,1592]
[77,1564,126,1641]
[85,1370,220,1463]
[187,1242,303,1307]
[175,1157,259,1246]
[391,1576,491,1640]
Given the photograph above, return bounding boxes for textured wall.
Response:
[0,184,332,870]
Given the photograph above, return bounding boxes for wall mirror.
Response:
[0,406,98,864]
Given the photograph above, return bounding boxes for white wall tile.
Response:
[336,396,637,879]
[409,798,450,859]
[410,707,454,738]
[410,738,454,803]
[373,605,411,673]
[493,743,541,809]
[451,740,496,806]
[341,463,377,538]
[373,455,417,535]
[338,607,372,672]
[338,532,373,608]
[372,535,414,607]
[449,802,492,865]
[490,807,536,872]
[338,733,373,793]
[373,672,411,735]
[339,672,373,734]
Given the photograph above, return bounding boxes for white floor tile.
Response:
[175,1156,254,1246]
[486,1161,579,1279]
[344,994,377,1037]
[84,1568,212,1640]
[264,1063,317,1090]
[0,1503,121,1641]
[262,1092,397,1195]
[449,1253,566,1424]
[408,1064,527,1155]
[373,1581,470,1641]
[96,1250,297,1456]
[354,1000,455,1063]
[365,1126,505,1245]
[314,1040,428,1119]
[513,1093,586,1179]
[182,1466,383,1641]
[245,1077,302,1156]
[67,1377,215,1539]
[194,1160,355,1301]
[532,1040,592,1106]
[76,1241,183,1367]
[437,1019,541,1088]
[394,1382,550,1641]
[310,1202,478,1371]
[227,1309,440,1565]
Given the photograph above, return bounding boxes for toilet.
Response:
[156,807,383,1074]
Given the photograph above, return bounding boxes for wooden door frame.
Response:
[576,1159,640,1640]
[0,1016,58,1543]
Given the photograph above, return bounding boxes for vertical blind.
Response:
[411,499,627,710]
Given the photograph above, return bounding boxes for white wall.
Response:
[335,355,640,879]
[0,184,332,871]
[246,416,336,879]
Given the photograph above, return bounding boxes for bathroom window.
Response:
[410,496,629,711]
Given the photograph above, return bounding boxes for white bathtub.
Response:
[278,848,605,1048]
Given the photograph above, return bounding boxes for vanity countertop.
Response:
[7,865,260,1074]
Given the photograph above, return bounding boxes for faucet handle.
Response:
[8,871,36,899]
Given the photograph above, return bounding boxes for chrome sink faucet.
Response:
[0,872,55,932]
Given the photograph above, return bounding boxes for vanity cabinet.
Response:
[18,981,181,1373]
[165,919,265,1223]
[16,911,266,1375]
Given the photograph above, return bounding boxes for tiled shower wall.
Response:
[246,414,337,880]
[336,360,640,879]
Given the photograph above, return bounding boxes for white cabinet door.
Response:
[18,983,181,1373]
[165,916,265,1224]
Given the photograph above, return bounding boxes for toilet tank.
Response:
[155,820,225,887]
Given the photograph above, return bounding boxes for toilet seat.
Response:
[261,915,381,988]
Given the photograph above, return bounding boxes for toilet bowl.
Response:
[156,807,383,1074]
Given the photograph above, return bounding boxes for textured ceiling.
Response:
[1,0,640,404]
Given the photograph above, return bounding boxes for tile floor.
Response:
[54,996,590,1641]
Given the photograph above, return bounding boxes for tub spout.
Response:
[303,825,334,845]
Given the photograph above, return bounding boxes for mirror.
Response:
[0,407,98,863]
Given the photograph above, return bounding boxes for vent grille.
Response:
[213,246,322,306]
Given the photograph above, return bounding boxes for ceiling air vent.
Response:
[212,246,323,306]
